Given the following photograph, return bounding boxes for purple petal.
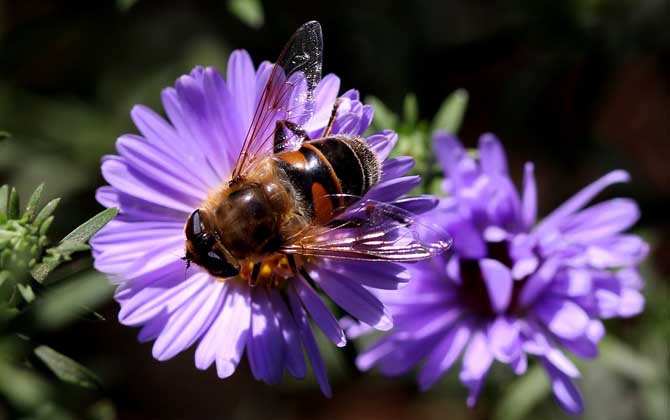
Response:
[459,330,494,407]
[101,156,196,213]
[116,135,209,198]
[152,281,224,361]
[268,289,306,378]
[227,50,256,133]
[391,195,439,214]
[287,286,332,397]
[366,130,397,161]
[356,336,395,371]
[129,105,220,189]
[480,259,513,313]
[380,156,415,182]
[418,323,471,390]
[292,275,346,347]
[195,282,251,378]
[478,133,508,176]
[560,198,640,242]
[247,287,285,384]
[118,271,209,326]
[444,215,487,259]
[313,269,393,331]
[365,176,421,202]
[521,162,537,229]
[377,336,438,377]
[532,170,631,240]
[535,297,590,340]
[542,361,584,414]
[618,288,644,317]
[519,257,561,307]
[487,316,522,363]
[91,220,184,274]
[327,260,410,290]
[304,73,341,134]
[549,269,592,297]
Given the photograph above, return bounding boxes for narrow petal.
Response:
[391,195,439,214]
[268,289,306,378]
[459,330,494,407]
[381,156,415,181]
[227,50,256,132]
[418,323,471,390]
[247,287,285,384]
[292,275,346,347]
[521,162,537,228]
[535,297,589,340]
[366,130,397,161]
[194,282,251,378]
[532,170,630,240]
[365,176,421,202]
[118,271,208,326]
[519,257,561,307]
[313,269,393,331]
[560,198,640,242]
[356,336,396,371]
[487,316,522,363]
[478,133,508,176]
[480,259,513,313]
[542,360,584,414]
[153,281,224,361]
[101,156,196,213]
[287,287,332,397]
[326,260,410,290]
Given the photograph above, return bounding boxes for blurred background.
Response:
[0,0,668,419]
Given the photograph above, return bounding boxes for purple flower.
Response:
[355,132,648,413]
[90,50,432,396]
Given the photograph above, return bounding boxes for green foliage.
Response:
[0,184,117,418]
[493,365,550,420]
[34,345,102,390]
[227,0,265,29]
[367,89,470,195]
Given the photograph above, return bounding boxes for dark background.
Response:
[1,1,668,419]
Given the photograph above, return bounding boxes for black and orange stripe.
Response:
[274,135,380,224]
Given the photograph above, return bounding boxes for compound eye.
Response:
[190,209,203,235]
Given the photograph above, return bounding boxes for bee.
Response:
[184,21,450,286]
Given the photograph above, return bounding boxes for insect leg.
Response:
[249,262,261,287]
[323,98,343,138]
[273,120,311,153]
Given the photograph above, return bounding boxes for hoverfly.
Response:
[184,21,451,286]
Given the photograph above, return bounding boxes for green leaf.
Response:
[61,207,119,245]
[116,0,137,11]
[0,360,53,410]
[0,131,11,140]
[17,283,35,303]
[31,208,118,282]
[493,364,551,420]
[598,336,659,383]
[23,183,45,222]
[402,93,418,128]
[0,184,8,223]
[432,88,469,134]
[33,198,60,228]
[32,271,113,330]
[227,0,264,29]
[365,95,398,131]
[34,345,101,389]
[8,187,20,220]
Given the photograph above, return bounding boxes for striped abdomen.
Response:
[274,135,380,224]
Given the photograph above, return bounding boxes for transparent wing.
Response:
[231,21,323,180]
[281,197,452,261]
